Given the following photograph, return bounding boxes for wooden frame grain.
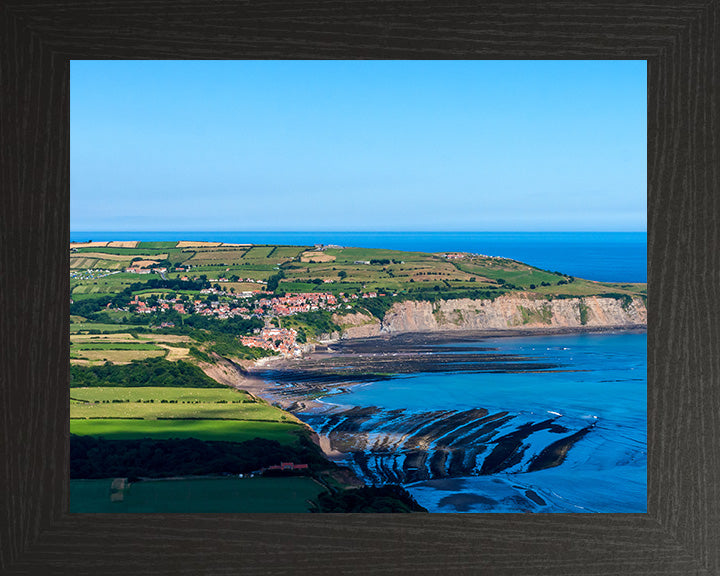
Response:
[1,1,717,574]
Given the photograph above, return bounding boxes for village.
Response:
[118,288,382,357]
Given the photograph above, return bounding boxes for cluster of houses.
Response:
[125,266,167,275]
[241,327,300,355]
[125,290,347,323]
[254,292,340,316]
[129,294,250,320]
[117,288,387,357]
[126,290,382,321]
[130,295,188,315]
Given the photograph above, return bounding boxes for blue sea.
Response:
[326,332,647,513]
[71,231,647,283]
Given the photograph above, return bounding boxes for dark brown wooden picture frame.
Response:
[1,1,717,574]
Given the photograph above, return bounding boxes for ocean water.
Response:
[327,332,647,513]
[71,231,647,283]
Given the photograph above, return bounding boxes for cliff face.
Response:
[335,294,647,338]
[333,311,386,338]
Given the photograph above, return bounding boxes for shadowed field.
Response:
[70,477,324,512]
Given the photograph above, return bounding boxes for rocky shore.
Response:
[244,326,646,486]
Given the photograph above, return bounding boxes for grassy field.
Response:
[324,246,434,262]
[70,323,141,333]
[69,418,304,444]
[70,477,325,512]
[70,257,130,270]
[69,386,295,421]
[71,271,152,297]
[71,333,137,341]
[70,386,253,403]
[184,249,251,265]
[70,386,304,445]
[137,241,178,249]
[70,401,287,420]
[273,246,308,259]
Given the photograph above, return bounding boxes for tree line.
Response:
[70,357,225,388]
[70,435,330,479]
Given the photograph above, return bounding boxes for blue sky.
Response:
[71,60,646,232]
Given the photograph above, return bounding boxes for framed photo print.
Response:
[2,2,717,574]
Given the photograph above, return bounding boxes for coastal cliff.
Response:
[334,294,647,338]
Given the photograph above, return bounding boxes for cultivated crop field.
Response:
[70,332,195,364]
[71,349,167,363]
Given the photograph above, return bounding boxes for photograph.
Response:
[69,59,647,513]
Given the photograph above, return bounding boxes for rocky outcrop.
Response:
[332,311,383,338]
[299,405,596,484]
[335,294,646,338]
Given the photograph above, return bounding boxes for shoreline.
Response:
[333,324,647,343]
[241,323,647,414]
[206,324,647,500]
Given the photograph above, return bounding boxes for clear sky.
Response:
[71,60,646,232]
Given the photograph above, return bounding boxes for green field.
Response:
[137,241,179,249]
[69,386,293,421]
[129,288,201,297]
[70,257,130,270]
[184,249,251,265]
[324,247,433,262]
[242,245,274,259]
[71,386,252,403]
[71,272,153,297]
[70,477,324,512]
[71,386,297,419]
[70,418,304,444]
[70,323,142,334]
[70,385,304,444]
[272,246,308,259]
